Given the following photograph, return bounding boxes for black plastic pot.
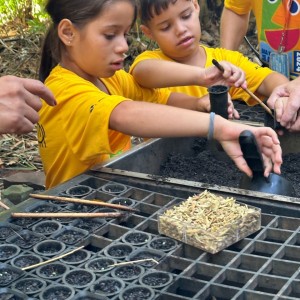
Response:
[103,243,134,259]
[122,231,151,246]
[111,264,145,282]
[32,220,62,236]
[51,226,88,245]
[6,230,45,250]
[60,248,91,265]
[71,218,105,233]
[33,240,66,257]
[0,288,28,300]
[119,285,155,300]
[101,183,127,195]
[208,84,229,119]
[65,185,93,198]
[73,291,109,300]
[39,284,75,300]
[148,237,178,252]
[109,197,136,207]
[85,256,117,274]
[7,216,40,228]
[12,276,47,295]
[0,222,22,241]
[26,202,60,213]
[11,253,42,269]
[139,270,173,289]
[0,244,21,262]
[90,277,125,297]
[65,202,97,213]
[36,262,69,280]
[0,263,24,287]
[62,268,96,288]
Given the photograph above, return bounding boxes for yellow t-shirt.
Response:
[224,0,300,79]
[38,65,170,189]
[130,45,273,105]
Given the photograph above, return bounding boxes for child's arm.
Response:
[131,59,247,89]
[110,100,281,177]
[166,93,239,120]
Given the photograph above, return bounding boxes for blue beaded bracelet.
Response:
[207,112,215,140]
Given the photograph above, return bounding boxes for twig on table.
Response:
[21,245,85,271]
[108,258,159,268]
[0,201,10,210]
[11,212,126,218]
[29,193,138,212]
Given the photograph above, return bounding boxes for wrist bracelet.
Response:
[207,112,215,140]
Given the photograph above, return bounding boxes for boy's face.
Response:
[141,0,201,61]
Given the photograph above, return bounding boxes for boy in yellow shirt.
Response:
[130,0,289,108]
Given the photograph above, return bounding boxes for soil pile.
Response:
[159,138,300,197]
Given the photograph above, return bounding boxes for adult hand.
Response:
[0,75,56,134]
[267,78,300,131]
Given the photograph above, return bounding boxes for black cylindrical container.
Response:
[208,85,229,119]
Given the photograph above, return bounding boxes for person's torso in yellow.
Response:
[130,45,273,105]
[38,65,170,189]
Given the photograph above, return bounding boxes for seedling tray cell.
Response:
[0,222,22,241]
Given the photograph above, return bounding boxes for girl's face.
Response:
[141,0,201,62]
[61,0,135,81]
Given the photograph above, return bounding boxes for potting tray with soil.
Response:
[0,171,300,299]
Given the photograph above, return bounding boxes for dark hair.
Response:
[39,0,137,82]
[139,0,189,25]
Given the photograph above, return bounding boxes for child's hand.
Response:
[227,97,240,120]
[202,61,247,89]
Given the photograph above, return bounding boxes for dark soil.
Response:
[33,221,60,235]
[106,244,133,258]
[72,218,105,232]
[12,254,41,268]
[0,245,19,261]
[159,138,300,197]
[121,286,154,300]
[60,249,90,264]
[112,265,143,280]
[124,232,150,245]
[86,257,115,272]
[55,228,87,245]
[38,263,67,279]
[141,272,172,287]
[92,278,123,295]
[14,277,45,294]
[42,286,74,300]
[64,269,94,287]
[0,268,21,286]
[149,238,177,252]
[8,230,44,249]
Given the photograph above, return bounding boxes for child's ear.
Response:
[58,19,77,46]
[140,24,154,40]
[193,0,200,13]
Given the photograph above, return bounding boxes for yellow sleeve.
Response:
[224,0,252,14]
[129,49,172,74]
[114,67,171,105]
[204,47,274,106]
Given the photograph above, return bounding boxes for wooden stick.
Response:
[0,201,10,210]
[11,212,125,218]
[21,245,85,271]
[29,193,138,212]
[108,258,159,268]
[212,59,274,117]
